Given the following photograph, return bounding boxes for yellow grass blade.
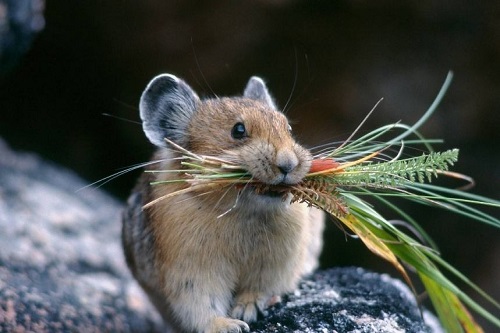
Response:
[336,213,414,294]
[420,273,483,333]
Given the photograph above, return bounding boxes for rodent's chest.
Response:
[220,206,303,253]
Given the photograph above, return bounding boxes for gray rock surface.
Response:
[0,138,441,332]
[0,138,163,332]
[250,267,441,333]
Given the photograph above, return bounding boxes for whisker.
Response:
[190,38,219,99]
[281,47,299,114]
[77,159,169,192]
[102,113,141,125]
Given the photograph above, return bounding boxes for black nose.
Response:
[276,150,299,177]
[277,163,294,175]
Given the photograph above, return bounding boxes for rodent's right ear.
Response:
[243,76,277,110]
[139,74,200,147]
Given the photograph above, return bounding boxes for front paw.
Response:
[205,316,250,333]
[231,292,277,322]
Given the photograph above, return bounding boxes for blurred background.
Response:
[1,0,499,330]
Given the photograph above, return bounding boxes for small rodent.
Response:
[122,74,325,333]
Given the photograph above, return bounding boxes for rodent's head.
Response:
[140,74,311,186]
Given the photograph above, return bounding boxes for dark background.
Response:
[1,1,499,330]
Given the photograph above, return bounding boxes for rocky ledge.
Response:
[0,139,441,332]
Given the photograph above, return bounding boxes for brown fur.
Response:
[123,80,324,333]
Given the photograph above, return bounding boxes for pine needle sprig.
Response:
[329,149,459,188]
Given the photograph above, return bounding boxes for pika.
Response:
[122,74,325,333]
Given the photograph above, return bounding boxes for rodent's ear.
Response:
[139,74,200,147]
[243,76,277,110]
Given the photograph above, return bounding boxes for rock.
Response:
[0,138,163,332]
[0,138,441,332]
[250,267,442,333]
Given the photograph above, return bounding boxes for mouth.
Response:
[250,184,291,199]
[258,189,286,198]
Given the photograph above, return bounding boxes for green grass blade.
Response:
[336,193,499,331]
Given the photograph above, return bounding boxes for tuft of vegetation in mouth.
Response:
[145,72,500,332]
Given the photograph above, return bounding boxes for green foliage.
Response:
[332,149,459,188]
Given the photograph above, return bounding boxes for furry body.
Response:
[122,75,324,333]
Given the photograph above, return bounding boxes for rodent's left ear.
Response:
[243,76,277,110]
[139,74,200,147]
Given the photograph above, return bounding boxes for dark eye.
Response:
[231,122,247,139]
